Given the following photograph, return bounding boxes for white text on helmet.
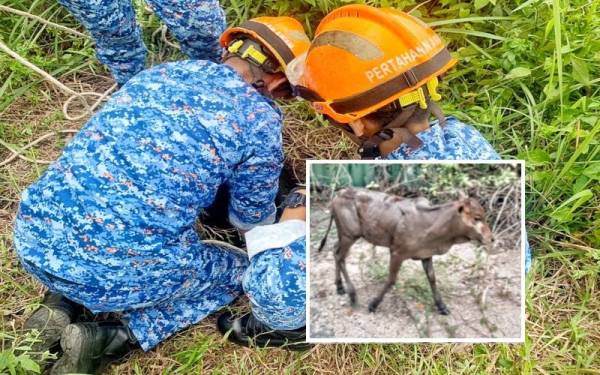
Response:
[365,35,442,83]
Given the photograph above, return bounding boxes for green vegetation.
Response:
[1,0,599,373]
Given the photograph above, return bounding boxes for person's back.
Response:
[384,116,500,160]
[14,59,283,311]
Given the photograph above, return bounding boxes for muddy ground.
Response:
[309,202,522,340]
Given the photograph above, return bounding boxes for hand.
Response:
[280,189,306,222]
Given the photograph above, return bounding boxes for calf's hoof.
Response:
[336,284,345,295]
[367,301,379,313]
[436,304,450,315]
[348,292,357,307]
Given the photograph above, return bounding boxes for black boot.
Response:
[217,311,311,351]
[23,292,81,352]
[50,321,139,375]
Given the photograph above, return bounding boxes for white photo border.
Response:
[305,159,526,344]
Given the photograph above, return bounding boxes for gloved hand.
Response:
[280,187,306,222]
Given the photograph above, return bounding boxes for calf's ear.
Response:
[457,202,471,214]
[458,191,468,200]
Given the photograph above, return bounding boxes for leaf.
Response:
[582,162,600,180]
[518,149,551,165]
[7,354,17,375]
[475,0,490,10]
[572,175,590,194]
[543,81,560,99]
[513,0,543,12]
[17,355,40,373]
[434,28,506,41]
[544,18,554,39]
[0,351,8,371]
[497,358,514,369]
[550,189,594,223]
[505,67,531,79]
[427,16,514,27]
[531,171,552,183]
[571,56,590,85]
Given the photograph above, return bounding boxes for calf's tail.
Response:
[318,211,335,252]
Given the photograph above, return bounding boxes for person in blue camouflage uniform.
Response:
[15,17,310,374]
[58,0,226,84]
[384,116,500,161]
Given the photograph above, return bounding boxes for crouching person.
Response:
[13,17,310,374]
[291,4,531,268]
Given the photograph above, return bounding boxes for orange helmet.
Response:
[220,17,310,73]
[295,5,457,123]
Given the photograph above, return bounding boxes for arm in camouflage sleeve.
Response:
[227,117,284,231]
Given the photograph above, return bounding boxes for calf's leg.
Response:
[335,236,357,305]
[333,241,344,295]
[368,255,403,313]
[422,257,449,315]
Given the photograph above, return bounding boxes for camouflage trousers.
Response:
[58,0,226,84]
[22,238,306,351]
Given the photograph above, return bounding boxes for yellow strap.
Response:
[397,77,443,109]
[241,45,268,64]
[227,40,244,54]
[399,87,427,109]
[427,77,442,101]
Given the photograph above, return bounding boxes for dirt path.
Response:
[309,203,522,340]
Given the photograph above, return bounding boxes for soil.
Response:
[309,202,522,340]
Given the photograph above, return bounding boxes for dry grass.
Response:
[1,73,599,374]
[282,103,358,182]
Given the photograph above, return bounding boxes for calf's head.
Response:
[455,197,494,249]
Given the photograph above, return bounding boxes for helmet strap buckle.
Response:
[226,38,280,74]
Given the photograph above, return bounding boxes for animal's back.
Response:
[331,189,412,247]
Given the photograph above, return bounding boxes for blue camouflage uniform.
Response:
[384,116,532,271]
[58,0,226,84]
[13,60,306,351]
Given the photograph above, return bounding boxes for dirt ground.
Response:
[309,202,522,340]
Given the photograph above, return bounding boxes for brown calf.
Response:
[318,188,494,314]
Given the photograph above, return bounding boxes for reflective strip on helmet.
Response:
[330,48,452,114]
[240,20,295,64]
[310,31,384,61]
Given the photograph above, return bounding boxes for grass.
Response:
[1,0,599,373]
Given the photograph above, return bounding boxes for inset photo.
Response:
[307,161,525,343]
